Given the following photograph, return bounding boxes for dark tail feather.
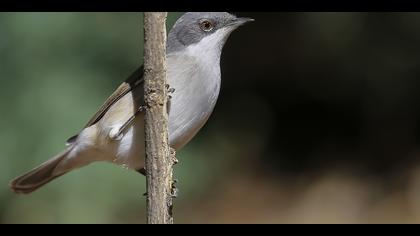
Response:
[9,148,72,194]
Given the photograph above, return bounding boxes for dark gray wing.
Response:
[66,66,144,144]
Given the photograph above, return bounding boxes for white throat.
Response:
[184,27,231,64]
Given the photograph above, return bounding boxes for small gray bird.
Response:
[10,12,253,194]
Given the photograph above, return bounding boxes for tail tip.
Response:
[9,179,33,194]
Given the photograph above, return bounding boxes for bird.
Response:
[10,12,253,194]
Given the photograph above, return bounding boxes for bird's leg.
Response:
[109,105,147,140]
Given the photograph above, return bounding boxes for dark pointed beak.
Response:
[228,17,255,27]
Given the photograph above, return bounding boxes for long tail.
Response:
[9,147,73,194]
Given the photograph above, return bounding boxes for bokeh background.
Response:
[2,12,420,223]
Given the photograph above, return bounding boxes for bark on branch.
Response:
[143,12,174,224]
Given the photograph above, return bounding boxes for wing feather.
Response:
[66,66,144,144]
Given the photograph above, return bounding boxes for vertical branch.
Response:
[143,12,173,224]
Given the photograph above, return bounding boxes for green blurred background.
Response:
[2,12,420,223]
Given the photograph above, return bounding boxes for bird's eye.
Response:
[199,20,214,32]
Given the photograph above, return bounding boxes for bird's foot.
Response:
[166,84,175,100]
[166,84,176,94]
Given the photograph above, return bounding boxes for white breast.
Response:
[166,48,221,149]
